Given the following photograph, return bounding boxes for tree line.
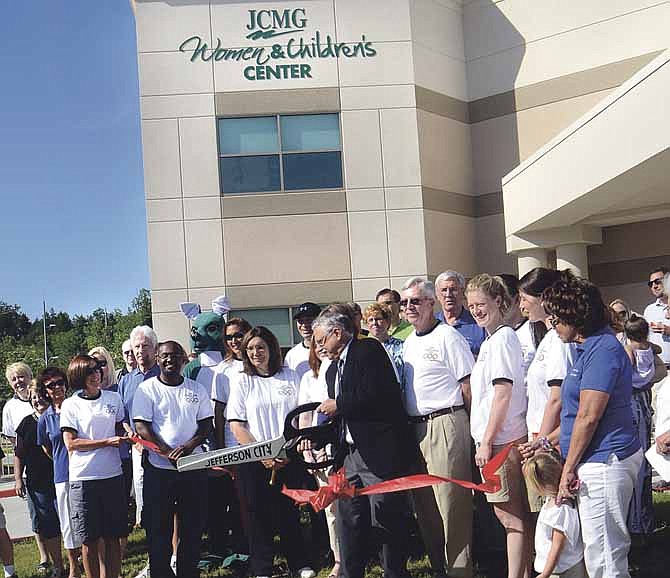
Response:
[0,289,152,401]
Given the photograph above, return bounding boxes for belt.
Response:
[408,405,465,423]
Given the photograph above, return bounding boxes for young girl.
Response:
[523,452,586,578]
[621,314,659,538]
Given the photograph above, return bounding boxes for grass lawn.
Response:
[9,493,670,578]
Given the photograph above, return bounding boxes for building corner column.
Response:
[555,244,589,278]
[515,249,549,277]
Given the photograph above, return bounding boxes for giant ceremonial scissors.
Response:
[177,402,339,472]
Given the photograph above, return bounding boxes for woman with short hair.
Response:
[60,355,127,578]
[363,303,404,388]
[227,326,315,578]
[15,381,64,578]
[543,272,642,578]
[37,367,82,578]
[465,274,530,578]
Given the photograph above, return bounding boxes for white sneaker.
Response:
[298,567,316,578]
[170,556,177,574]
[134,562,150,578]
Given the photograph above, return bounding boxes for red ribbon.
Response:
[129,434,164,454]
[282,444,514,512]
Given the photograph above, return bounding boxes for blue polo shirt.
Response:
[435,308,487,356]
[117,364,160,458]
[37,405,69,484]
[559,327,639,464]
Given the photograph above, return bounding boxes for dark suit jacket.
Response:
[328,337,418,479]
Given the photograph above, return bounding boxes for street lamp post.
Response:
[42,300,57,366]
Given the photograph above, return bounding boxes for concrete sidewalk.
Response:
[1,477,33,541]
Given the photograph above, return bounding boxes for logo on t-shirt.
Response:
[103,404,118,415]
[184,390,200,404]
[277,384,295,396]
[422,346,440,362]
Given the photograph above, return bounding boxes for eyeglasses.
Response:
[648,278,664,287]
[158,352,183,361]
[548,316,564,328]
[225,332,245,341]
[314,331,333,348]
[93,358,107,368]
[122,350,133,356]
[399,297,426,309]
[44,379,65,389]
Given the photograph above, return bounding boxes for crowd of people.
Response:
[1,265,670,578]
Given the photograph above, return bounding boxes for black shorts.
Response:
[69,475,128,543]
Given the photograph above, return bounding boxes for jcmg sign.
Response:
[246,8,307,40]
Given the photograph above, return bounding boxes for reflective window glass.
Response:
[280,114,340,152]
[230,308,293,348]
[283,152,343,190]
[220,155,280,194]
[219,117,279,154]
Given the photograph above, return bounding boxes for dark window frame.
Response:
[217,112,344,195]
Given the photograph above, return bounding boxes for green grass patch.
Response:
[9,493,670,578]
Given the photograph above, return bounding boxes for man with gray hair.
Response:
[435,270,486,357]
[401,277,475,578]
[116,339,138,383]
[313,308,416,578]
[118,326,160,545]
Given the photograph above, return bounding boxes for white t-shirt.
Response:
[516,320,537,379]
[226,367,300,442]
[470,326,527,445]
[402,323,474,416]
[133,376,214,470]
[284,342,311,380]
[534,498,584,574]
[209,358,244,448]
[2,397,33,438]
[60,389,124,481]
[644,299,670,364]
[526,329,576,434]
[299,359,331,425]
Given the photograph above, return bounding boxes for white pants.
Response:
[577,449,643,578]
[132,447,145,525]
[55,481,82,550]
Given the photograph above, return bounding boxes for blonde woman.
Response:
[466,274,530,578]
[87,347,116,390]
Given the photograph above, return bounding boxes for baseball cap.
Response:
[293,302,321,320]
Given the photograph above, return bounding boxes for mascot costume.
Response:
[180,295,231,382]
[179,296,248,559]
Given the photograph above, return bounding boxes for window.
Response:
[229,306,321,349]
[218,113,343,194]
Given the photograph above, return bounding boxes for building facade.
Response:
[133,0,670,346]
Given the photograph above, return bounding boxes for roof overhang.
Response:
[502,50,670,250]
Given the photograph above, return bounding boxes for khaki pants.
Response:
[411,410,473,578]
[550,559,588,578]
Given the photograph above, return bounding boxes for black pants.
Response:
[337,448,412,578]
[237,461,310,576]
[206,472,247,555]
[143,462,208,578]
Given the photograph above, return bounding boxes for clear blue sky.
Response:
[0,1,148,320]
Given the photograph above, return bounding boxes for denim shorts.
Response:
[26,483,61,539]
[69,475,128,543]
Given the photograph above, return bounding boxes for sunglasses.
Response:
[225,332,245,341]
[122,350,133,356]
[399,297,425,308]
[648,278,664,287]
[44,379,66,389]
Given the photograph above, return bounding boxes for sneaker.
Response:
[36,563,51,577]
[170,556,177,575]
[297,568,316,578]
[134,562,150,578]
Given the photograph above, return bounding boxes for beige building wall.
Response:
[135,0,670,343]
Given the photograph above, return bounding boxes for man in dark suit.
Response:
[313,309,417,578]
